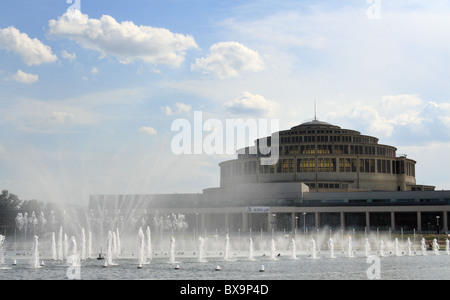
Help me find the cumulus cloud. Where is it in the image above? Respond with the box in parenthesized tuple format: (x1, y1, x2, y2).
(48, 11, 198, 66)
(326, 94, 450, 143)
(224, 91, 278, 117)
(191, 42, 264, 79)
(61, 50, 76, 62)
(0, 26, 57, 66)
(139, 126, 157, 136)
(11, 70, 39, 84)
(163, 102, 191, 116)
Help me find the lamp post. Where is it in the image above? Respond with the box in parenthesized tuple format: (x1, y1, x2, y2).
(436, 216, 440, 235)
(303, 212, 306, 235)
(271, 214, 276, 238)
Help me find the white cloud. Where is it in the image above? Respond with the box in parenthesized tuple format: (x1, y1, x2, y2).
(48, 11, 198, 67)
(139, 126, 157, 136)
(61, 50, 76, 62)
(0, 26, 57, 66)
(163, 102, 191, 116)
(11, 70, 39, 84)
(49, 111, 76, 123)
(0, 144, 6, 154)
(326, 94, 450, 141)
(191, 42, 264, 79)
(224, 91, 278, 117)
(91, 67, 99, 75)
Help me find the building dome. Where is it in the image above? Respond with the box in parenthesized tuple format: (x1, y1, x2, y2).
(219, 119, 418, 192)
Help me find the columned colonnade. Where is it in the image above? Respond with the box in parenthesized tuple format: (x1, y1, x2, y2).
(154, 205, 449, 234)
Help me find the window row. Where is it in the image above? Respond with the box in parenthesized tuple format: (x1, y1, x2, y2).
(279, 144, 395, 157)
(221, 158, 415, 177)
(279, 134, 377, 144)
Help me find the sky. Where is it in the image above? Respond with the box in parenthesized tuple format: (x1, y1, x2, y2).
(1, 0, 450, 205)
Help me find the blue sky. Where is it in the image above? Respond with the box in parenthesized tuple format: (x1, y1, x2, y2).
(1, 0, 450, 204)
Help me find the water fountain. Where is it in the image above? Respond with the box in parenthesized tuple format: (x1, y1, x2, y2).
(224, 234, 231, 261)
(290, 239, 297, 259)
(379, 240, 385, 257)
(406, 238, 413, 256)
(347, 237, 354, 258)
(31, 235, 40, 269)
(328, 238, 335, 258)
(138, 227, 146, 265)
(198, 237, 206, 262)
(70, 236, 78, 257)
(146, 226, 152, 261)
(394, 238, 401, 256)
(248, 238, 255, 261)
(4, 207, 449, 281)
(364, 238, 371, 257)
(420, 238, 427, 256)
(81, 228, 86, 261)
(57, 227, 63, 261)
(310, 239, 318, 259)
(169, 237, 176, 264)
(270, 239, 276, 260)
(0, 235, 5, 268)
(51, 232, 57, 260)
(432, 239, 439, 255)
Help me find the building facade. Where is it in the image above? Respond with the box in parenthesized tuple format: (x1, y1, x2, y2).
(90, 120, 449, 234)
(219, 119, 429, 192)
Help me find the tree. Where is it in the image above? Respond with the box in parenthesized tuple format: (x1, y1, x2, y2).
(0, 190, 22, 209)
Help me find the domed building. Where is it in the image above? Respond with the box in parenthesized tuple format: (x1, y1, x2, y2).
(219, 118, 425, 192)
(90, 118, 448, 235)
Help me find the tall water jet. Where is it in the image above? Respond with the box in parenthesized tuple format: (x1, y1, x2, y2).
(169, 237, 176, 263)
(198, 237, 206, 262)
(290, 239, 297, 259)
(64, 234, 69, 259)
(51, 232, 57, 260)
(0, 235, 5, 267)
(138, 227, 145, 265)
(146, 226, 152, 261)
(31, 235, 40, 269)
(394, 238, 401, 256)
(88, 230, 92, 259)
(406, 238, 413, 256)
(57, 227, 63, 261)
(248, 238, 255, 261)
(364, 238, 371, 257)
(116, 228, 121, 258)
(347, 237, 354, 258)
(421, 238, 427, 256)
(224, 234, 231, 261)
(80, 228, 86, 261)
(107, 231, 114, 266)
(310, 239, 317, 259)
(446, 238, 449, 255)
(328, 238, 335, 258)
(70, 236, 78, 257)
(379, 240, 385, 257)
(270, 239, 276, 260)
(432, 239, 439, 255)
(112, 231, 118, 259)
